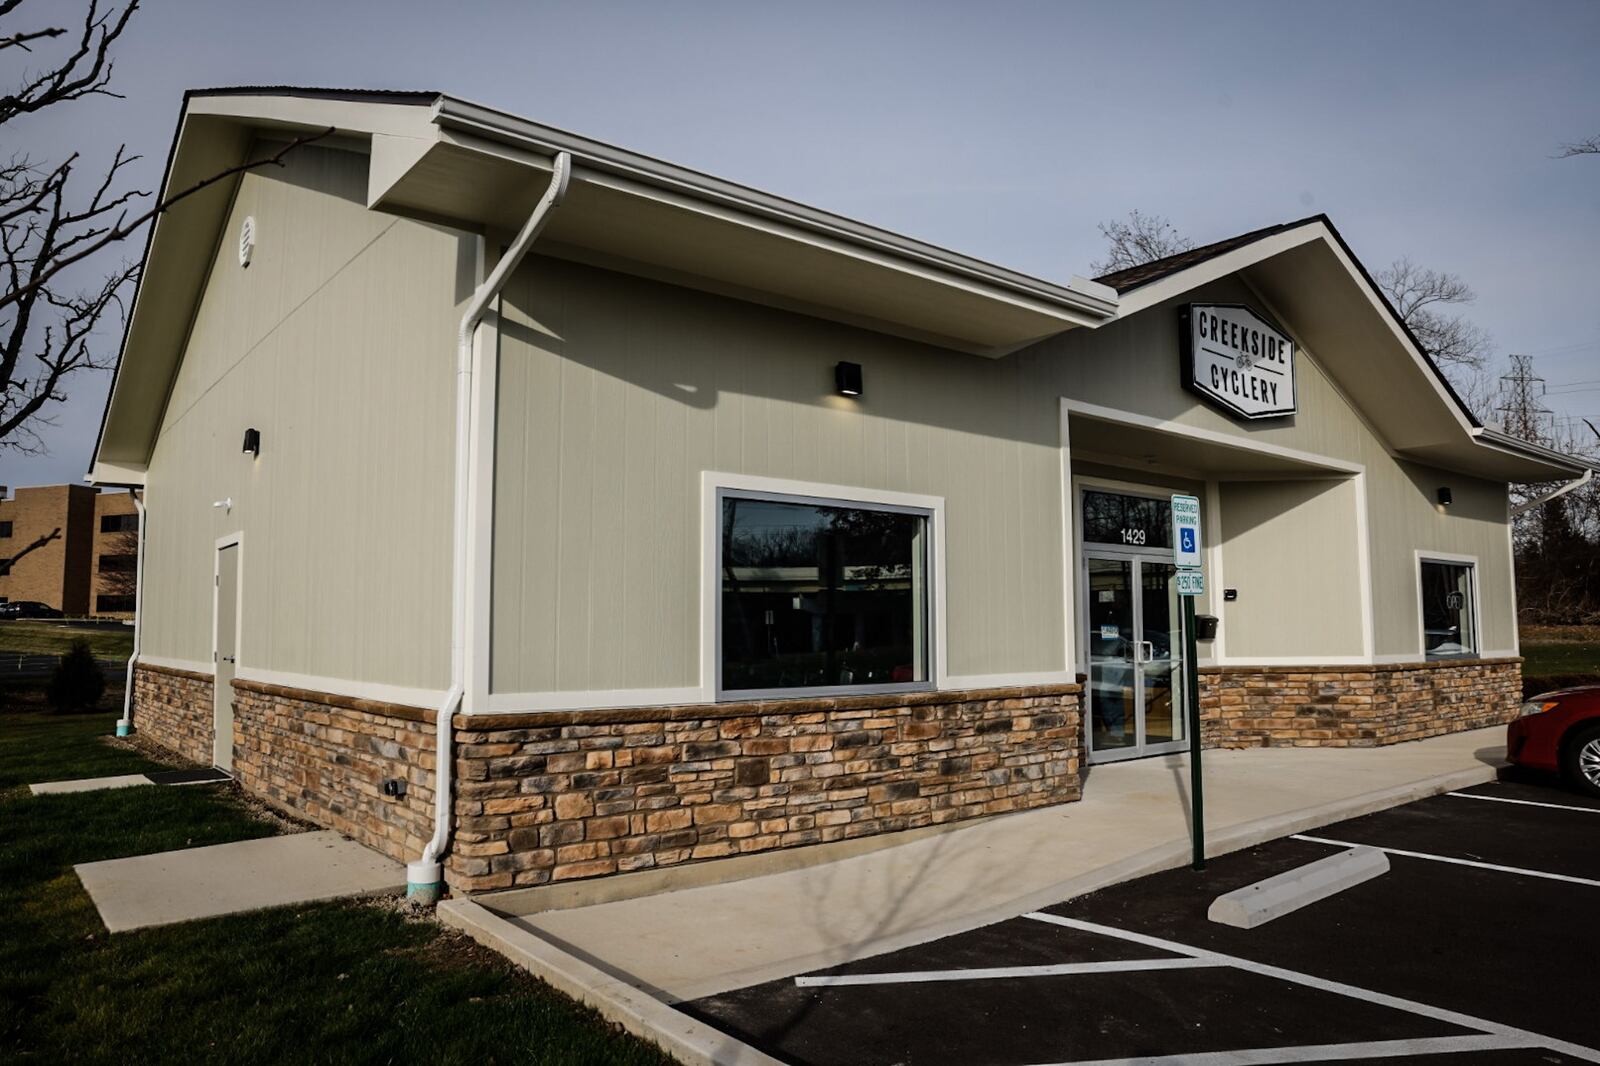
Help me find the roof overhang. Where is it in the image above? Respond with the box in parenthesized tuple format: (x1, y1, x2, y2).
(91, 88, 1119, 482)
(1113, 218, 1591, 485)
(372, 95, 1117, 353)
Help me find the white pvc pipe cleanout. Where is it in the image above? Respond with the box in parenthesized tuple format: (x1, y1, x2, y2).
(407, 151, 572, 902)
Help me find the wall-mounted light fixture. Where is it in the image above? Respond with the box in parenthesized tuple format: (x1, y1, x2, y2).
(835, 361, 863, 397)
(1436, 487, 1453, 508)
(242, 428, 261, 458)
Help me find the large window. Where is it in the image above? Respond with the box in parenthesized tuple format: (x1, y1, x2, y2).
(1420, 558, 1477, 659)
(719, 491, 931, 696)
(100, 513, 138, 533)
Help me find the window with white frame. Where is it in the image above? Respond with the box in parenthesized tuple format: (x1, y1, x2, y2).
(718, 490, 932, 696)
(1420, 559, 1477, 658)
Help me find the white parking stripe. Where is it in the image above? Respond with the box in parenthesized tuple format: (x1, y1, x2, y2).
(796, 957, 1217, 987)
(1290, 834, 1600, 889)
(1022, 1033, 1540, 1065)
(1024, 913, 1600, 1063)
(1448, 790, 1600, 814)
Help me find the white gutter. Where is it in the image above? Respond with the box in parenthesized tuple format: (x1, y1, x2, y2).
(115, 489, 146, 737)
(1511, 467, 1594, 518)
(406, 149, 572, 904)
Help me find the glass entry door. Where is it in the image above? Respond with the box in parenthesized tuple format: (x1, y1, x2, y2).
(1086, 553, 1187, 762)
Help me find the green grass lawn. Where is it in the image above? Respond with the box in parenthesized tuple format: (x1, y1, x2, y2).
(0, 620, 134, 658)
(0, 708, 673, 1065)
(1522, 640, 1600, 678)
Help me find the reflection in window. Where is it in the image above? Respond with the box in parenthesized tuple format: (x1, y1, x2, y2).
(720, 494, 929, 694)
(1081, 490, 1173, 549)
(1421, 560, 1476, 658)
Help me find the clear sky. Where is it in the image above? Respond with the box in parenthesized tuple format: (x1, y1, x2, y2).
(6, 0, 1598, 488)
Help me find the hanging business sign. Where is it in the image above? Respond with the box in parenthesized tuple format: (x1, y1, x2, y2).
(1181, 304, 1296, 420)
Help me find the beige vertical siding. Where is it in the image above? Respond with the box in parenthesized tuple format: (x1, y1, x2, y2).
(490, 256, 1065, 694)
(140, 142, 468, 692)
(1364, 461, 1516, 655)
(489, 257, 1517, 694)
(1216, 478, 1366, 658)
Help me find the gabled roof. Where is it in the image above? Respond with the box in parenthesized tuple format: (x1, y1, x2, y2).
(89, 87, 1122, 483)
(1092, 214, 1590, 483)
(88, 88, 1588, 487)
(1094, 216, 1324, 294)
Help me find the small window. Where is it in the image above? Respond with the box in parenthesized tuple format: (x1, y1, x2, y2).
(0, 560, 10, 576)
(100, 514, 138, 533)
(96, 594, 135, 613)
(98, 554, 137, 573)
(0, 521, 11, 537)
(719, 490, 932, 696)
(1421, 559, 1477, 658)
(1081, 490, 1172, 549)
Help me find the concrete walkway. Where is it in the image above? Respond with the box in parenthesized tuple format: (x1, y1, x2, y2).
(30, 767, 230, 795)
(489, 726, 1506, 1002)
(30, 773, 151, 795)
(76, 830, 406, 932)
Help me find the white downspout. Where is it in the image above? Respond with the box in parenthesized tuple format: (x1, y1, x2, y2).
(1510, 468, 1593, 518)
(115, 488, 146, 737)
(407, 150, 572, 904)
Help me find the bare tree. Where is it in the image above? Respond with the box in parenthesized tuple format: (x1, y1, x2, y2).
(1556, 135, 1600, 158)
(1090, 210, 1194, 275)
(0, 0, 330, 453)
(1374, 257, 1493, 373)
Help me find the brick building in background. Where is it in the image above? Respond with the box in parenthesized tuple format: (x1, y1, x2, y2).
(0, 485, 138, 618)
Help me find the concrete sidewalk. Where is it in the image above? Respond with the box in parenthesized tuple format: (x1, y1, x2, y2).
(484, 726, 1506, 1002)
(76, 830, 406, 932)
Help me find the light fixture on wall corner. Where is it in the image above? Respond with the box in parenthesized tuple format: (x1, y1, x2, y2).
(835, 361, 863, 398)
(242, 427, 261, 458)
(1436, 487, 1453, 508)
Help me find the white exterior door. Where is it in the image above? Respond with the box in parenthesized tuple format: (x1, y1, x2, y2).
(213, 542, 239, 772)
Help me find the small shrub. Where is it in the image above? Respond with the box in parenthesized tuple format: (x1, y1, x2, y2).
(47, 639, 105, 713)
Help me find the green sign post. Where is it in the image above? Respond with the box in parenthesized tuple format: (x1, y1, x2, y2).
(1172, 495, 1205, 871)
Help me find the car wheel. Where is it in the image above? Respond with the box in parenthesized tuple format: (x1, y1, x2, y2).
(1560, 723, 1600, 800)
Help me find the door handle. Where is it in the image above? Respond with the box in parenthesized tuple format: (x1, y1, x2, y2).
(221, 655, 235, 664)
(1136, 641, 1153, 664)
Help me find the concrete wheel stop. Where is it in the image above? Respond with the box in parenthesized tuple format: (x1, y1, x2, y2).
(1208, 846, 1390, 929)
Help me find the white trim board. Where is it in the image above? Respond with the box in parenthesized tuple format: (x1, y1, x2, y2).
(136, 655, 215, 676)
(232, 666, 447, 711)
(1063, 398, 1364, 476)
(700, 470, 950, 698)
(1414, 550, 1482, 661)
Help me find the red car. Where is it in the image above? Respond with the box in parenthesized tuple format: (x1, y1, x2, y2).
(1507, 686, 1600, 798)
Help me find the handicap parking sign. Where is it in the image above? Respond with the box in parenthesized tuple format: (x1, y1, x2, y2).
(1171, 494, 1201, 568)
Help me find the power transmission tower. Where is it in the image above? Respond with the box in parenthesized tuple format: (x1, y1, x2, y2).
(1496, 353, 1552, 444)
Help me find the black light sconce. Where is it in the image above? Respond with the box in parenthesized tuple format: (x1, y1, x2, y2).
(242, 427, 261, 458)
(834, 361, 863, 397)
(1436, 487, 1453, 508)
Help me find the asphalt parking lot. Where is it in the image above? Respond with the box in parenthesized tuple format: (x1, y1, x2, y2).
(685, 773, 1600, 1065)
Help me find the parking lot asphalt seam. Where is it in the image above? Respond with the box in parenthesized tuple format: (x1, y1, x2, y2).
(1020, 1032, 1546, 1066)
(1289, 833, 1600, 888)
(1023, 913, 1600, 1063)
(794, 957, 1218, 987)
(1446, 790, 1600, 814)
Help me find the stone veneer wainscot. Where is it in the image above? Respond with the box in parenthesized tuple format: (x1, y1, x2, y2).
(448, 684, 1084, 892)
(1199, 657, 1523, 748)
(131, 662, 214, 765)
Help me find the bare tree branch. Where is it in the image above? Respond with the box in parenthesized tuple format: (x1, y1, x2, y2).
(0, 128, 334, 313)
(1556, 135, 1600, 158)
(0, 0, 138, 126)
(1090, 210, 1193, 275)
(0, 25, 66, 51)
(1375, 256, 1493, 371)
